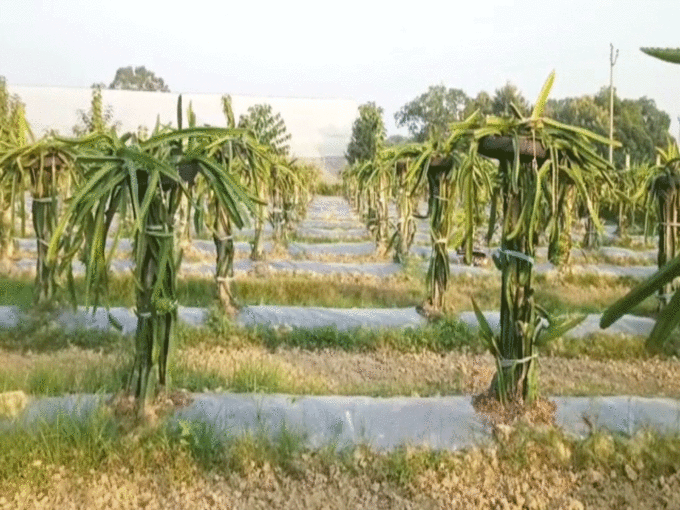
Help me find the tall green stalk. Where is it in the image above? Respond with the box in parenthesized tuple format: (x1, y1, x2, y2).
(214, 207, 237, 315)
(393, 161, 417, 263)
(492, 158, 542, 403)
(129, 186, 181, 398)
(425, 159, 456, 311)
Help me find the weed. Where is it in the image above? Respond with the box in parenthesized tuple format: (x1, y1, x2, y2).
(0, 406, 120, 482)
(544, 333, 649, 360)
(0, 355, 130, 395)
(259, 318, 483, 355)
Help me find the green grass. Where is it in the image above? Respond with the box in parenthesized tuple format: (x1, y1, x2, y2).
(170, 361, 327, 395)
(544, 333, 651, 361)
(257, 318, 483, 354)
(17, 364, 128, 396)
(234, 275, 421, 308)
(0, 311, 127, 353)
(0, 408, 123, 483)
(312, 182, 344, 196)
(0, 273, 422, 310)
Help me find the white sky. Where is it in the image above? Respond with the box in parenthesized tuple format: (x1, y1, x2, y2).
(2, 0, 680, 137)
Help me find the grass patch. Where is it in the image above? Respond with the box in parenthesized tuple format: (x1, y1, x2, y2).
(312, 182, 344, 196)
(170, 361, 328, 395)
(257, 318, 483, 354)
(0, 353, 130, 396)
(170, 420, 307, 475)
(0, 273, 423, 309)
(0, 314, 127, 354)
(544, 333, 650, 361)
(0, 408, 122, 483)
(0, 267, 655, 317)
(234, 274, 421, 308)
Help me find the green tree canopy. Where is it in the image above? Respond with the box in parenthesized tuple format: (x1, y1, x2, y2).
(491, 81, 530, 117)
(546, 95, 608, 136)
(394, 85, 470, 142)
(545, 89, 670, 167)
(109, 66, 170, 92)
(237, 104, 291, 156)
(594, 88, 670, 166)
(346, 102, 386, 165)
(463, 91, 494, 117)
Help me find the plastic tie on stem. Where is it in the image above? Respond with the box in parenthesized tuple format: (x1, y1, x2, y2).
(32, 197, 57, 203)
(657, 292, 676, 302)
(498, 248, 534, 266)
(145, 224, 174, 238)
(499, 353, 537, 369)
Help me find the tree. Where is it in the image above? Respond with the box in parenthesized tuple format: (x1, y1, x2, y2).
(593, 88, 670, 167)
(0, 136, 80, 303)
(49, 114, 263, 412)
(345, 103, 391, 256)
(546, 96, 608, 136)
(471, 72, 616, 405)
(346, 102, 386, 165)
(109, 66, 170, 92)
(463, 91, 493, 118)
(73, 86, 120, 136)
(492, 82, 530, 117)
(238, 103, 292, 259)
(395, 85, 470, 142)
(0, 78, 33, 258)
(238, 104, 291, 156)
(385, 134, 411, 147)
(392, 72, 616, 405)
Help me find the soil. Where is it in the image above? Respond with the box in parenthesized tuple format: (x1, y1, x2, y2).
(2, 434, 679, 509)
(472, 391, 558, 428)
(4, 346, 680, 399)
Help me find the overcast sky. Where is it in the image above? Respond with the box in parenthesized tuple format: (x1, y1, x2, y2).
(2, 0, 679, 136)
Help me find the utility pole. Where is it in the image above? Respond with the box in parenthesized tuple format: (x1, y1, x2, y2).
(609, 43, 619, 165)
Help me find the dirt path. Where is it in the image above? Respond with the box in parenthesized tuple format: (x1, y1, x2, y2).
(4, 346, 680, 398)
(179, 345, 680, 398)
